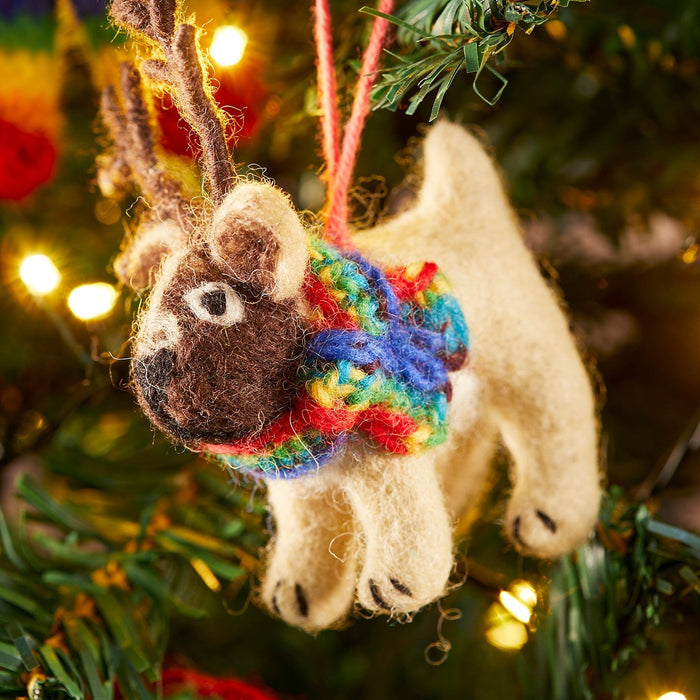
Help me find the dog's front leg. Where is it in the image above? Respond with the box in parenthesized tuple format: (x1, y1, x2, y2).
(261, 473, 358, 631)
(338, 450, 453, 616)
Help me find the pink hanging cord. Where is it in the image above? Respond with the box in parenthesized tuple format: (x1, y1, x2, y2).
(314, 0, 395, 250)
(313, 0, 340, 181)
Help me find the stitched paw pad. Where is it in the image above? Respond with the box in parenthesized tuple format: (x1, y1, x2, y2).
(262, 575, 354, 631)
(357, 574, 445, 615)
(263, 579, 313, 626)
(506, 504, 596, 559)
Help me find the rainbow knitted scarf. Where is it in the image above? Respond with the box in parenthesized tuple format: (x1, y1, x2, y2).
(209, 237, 469, 478)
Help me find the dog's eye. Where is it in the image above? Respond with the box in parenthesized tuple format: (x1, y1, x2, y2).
(184, 282, 244, 326)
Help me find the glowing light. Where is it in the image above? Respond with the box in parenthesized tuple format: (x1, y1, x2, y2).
(657, 693, 687, 700)
(486, 580, 537, 652)
(485, 619, 528, 651)
(210, 25, 248, 67)
(19, 254, 61, 295)
(545, 20, 567, 41)
(499, 580, 537, 624)
(67, 283, 118, 321)
(485, 599, 530, 652)
(510, 580, 538, 611)
(499, 590, 532, 624)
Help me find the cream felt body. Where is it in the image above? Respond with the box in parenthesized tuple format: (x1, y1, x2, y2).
(354, 122, 601, 557)
(259, 122, 601, 631)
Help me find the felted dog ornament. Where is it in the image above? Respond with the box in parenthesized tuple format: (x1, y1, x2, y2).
(102, 0, 602, 631)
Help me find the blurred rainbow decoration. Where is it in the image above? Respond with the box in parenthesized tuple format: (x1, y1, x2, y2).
(0, 0, 109, 202)
(0, 0, 264, 203)
(0, 1, 61, 201)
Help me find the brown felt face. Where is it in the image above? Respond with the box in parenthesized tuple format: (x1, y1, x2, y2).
(131, 244, 305, 445)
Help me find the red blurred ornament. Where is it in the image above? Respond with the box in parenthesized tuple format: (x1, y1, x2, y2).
(0, 118, 57, 201)
(160, 667, 278, 700)
(157, 63, 267, 158)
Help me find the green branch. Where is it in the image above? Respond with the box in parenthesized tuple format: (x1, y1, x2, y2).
(0, 465, 263, 699)
(363, 0, 589, 118)
(521, 487, 700, 698)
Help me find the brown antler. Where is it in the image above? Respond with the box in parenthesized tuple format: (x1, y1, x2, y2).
(111, 0, 236, 205)
(97, 84, 132, 198)
(100, 62, 189, 227)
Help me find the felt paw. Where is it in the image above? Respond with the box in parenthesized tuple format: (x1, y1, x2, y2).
(357, 572, 446, 615)
(262, 479, 359, 631)
(261, 572, 355, 631)
(265, 580, 310, 623)
(343, 458, 455, 617)
(505, 500, 598, 559)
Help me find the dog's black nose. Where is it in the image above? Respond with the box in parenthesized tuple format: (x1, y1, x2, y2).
(133, 347, 175, 413)
(146, 347, 175, 387)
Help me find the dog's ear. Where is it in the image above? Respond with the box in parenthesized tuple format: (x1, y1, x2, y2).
(113, 220, 187, 291)
(207, 182, 308, 300)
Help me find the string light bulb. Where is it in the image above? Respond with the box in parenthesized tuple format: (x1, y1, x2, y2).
(67, 283, 118, 321)
(19, 254, 61, 295)
(657, 693, 687, 700)
(681, 243, 698, 264)
(209, 25, 248, 67)
(485, 580, 537, 652)
(499, 579, 537, 624)
(485, 618, 528, 651)
(499, 590, 533, 624)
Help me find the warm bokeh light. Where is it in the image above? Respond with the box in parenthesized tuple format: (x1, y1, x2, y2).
(510, 580, 538, 610)
(209, 25, 248, 67)
(67, 282, 118, 321)
(485, 619, 528, 651)
(657, 693, 687, 700)
(499, 590, 533, 624)
(19, 254, 61, 295)
(486, 580, 538, 652)
(485, 600, 530, 652)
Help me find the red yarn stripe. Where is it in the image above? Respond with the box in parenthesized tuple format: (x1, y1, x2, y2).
(358, 407, 415, 453)
(302, 274, 359, 330)
(386, 262, 440, 301)
(202, 410, 300, 455)
(299, 393, 357, 433)
(202, 394, 356, 456)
